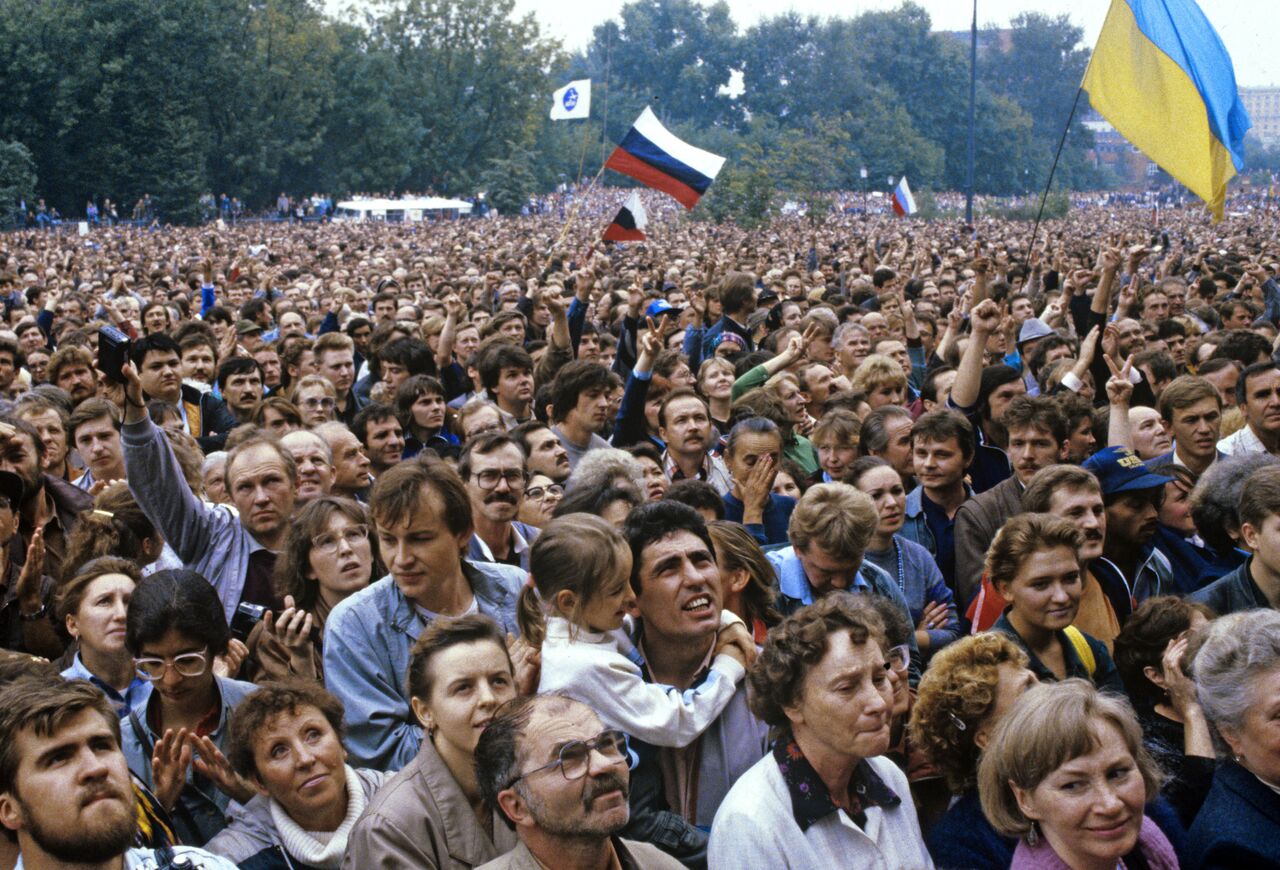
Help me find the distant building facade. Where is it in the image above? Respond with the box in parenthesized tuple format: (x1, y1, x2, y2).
(1241, 87, 1280, 146)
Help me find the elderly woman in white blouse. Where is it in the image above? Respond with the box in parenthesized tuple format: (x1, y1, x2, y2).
(708, 593, 932, 869)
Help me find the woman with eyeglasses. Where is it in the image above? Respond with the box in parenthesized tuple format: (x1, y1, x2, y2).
(518, 474, 563, 528)
(120, 569, 258, 847)
(244, 496, 381, 684)
(57, 556, 152, 717)
(345, 614, 526, 868)
(291, 375, 338, 427)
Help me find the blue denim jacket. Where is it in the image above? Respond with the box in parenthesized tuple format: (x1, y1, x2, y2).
(766, 548, 921, 682)
(120, 676, 258, 847)
(900, 485, 936, 554)
(323, 561, 524, 771)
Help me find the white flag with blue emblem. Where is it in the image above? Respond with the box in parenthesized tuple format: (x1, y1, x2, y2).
(550, 79, 591, 121)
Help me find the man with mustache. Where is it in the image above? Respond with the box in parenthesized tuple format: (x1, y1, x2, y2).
(463, 433, 538, 572)
(475, 694, 683, 870)
(657, 389, 731, 496)
(0, 679, 237, 870)
(1086, 447, 1176, 607)
(512, 421, 571, 484)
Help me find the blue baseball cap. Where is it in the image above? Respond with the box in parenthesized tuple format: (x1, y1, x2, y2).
(1081, 446, 1173, 496)
(645, 299, 681, 320)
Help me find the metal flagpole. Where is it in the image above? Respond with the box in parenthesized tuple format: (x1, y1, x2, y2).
(965, 0, 977, 226)
(1028, 86, 1085, 256)
(600, 30, 612, 168)
(545, 162, 609, 273)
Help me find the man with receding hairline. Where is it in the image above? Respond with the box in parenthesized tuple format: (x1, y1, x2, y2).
(120, 361, 294, 624)
(474, 694, 683, 870)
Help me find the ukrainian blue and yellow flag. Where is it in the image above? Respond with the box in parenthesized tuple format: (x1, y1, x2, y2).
(1083, 0, 1252, 220)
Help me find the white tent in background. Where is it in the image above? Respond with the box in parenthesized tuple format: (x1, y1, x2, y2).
(333, 196, 473, 222)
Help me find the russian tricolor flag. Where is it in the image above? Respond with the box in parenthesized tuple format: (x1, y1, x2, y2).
(603, 192, 648, 242)
(605, 108, 726, 210)
(892, 177, 917, 217)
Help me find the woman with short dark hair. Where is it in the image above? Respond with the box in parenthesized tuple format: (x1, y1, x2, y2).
(120, 569, 258, 847)
(205, 681, 388, 869)
(58, 556, 150, 717)
(1113, 595, 1216, 825)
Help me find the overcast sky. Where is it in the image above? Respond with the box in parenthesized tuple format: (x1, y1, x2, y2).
(501, 0, 1277, 87)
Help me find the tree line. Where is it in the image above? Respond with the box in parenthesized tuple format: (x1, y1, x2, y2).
(0, 0, 1102, 224)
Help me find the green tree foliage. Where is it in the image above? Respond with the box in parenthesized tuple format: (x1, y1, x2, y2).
(0, 0, 1101, 223)
(982, 13, 1098, 190)
(371, 0, 563, 193)
(694, 143, 775, 229)
(0, 140, 36, 228)
(0, 0, 560, 220)
(580, 0, 1091, 200)
(480, 143, 539, 215)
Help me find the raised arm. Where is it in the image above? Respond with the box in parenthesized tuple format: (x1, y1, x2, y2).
(1092, 247, 1122, 317)
(949, 298, 1000, 411)
(1105, 353, 1135, 450)
(118, 363, 224, 571)
(435, 294, 463, 372)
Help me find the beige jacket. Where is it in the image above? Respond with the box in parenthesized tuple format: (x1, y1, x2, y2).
(343, 737, 517, 869)
(476, 838, 685, 870)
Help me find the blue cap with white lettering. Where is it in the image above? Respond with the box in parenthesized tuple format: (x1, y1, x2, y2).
(1081, 446, 1173, 496)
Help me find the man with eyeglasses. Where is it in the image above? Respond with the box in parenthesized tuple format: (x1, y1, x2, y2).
(474, 695, 683, 870)
(462, 433, 539, 571)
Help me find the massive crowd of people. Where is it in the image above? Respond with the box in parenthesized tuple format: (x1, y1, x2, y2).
(0, 189, 1278, 869)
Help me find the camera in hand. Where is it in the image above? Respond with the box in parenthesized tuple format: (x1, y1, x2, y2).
(98, 325, 131, 384)
(230, 602, 267, 643)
